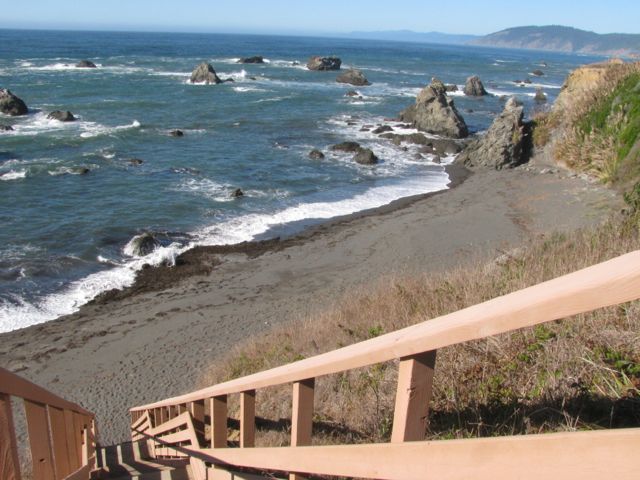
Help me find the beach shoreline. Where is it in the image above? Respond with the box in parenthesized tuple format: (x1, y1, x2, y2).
(0, 163, 623, 444)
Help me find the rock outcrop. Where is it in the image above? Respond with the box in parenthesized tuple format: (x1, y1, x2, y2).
(231, 188, 244, 198)
(128, 233, 160, 257)
(309, 149, 325, 159)
(399, 80, 468, 138)
(353, 148, 378, 165)
(76, 60, 97, 68)
(169, 129, 184, 137)
(463, 75, 487, 96)
(534, 88, 547, 103)
(190, 62, 222, 84)
(237, 56, 265, 64)
(532, 69, 545, 77)
(330, 141, 361, 153)
(0, 125, 14, 131)
(307, 56, 342, 71)
(0, 89, 28, 116)
(336, 69, 371, 86)
(47, 110, 76, 122)
(456, 97, 528, 169)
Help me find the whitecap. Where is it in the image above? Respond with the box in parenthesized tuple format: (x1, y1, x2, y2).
(0, 170, 27, 181)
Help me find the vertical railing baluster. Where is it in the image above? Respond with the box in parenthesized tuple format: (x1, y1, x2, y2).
(210, 395, 228, 449)
(391, 350, 437, 443)
(24, 400, 55, 480)
(290, 379, 315, 480)
(240, 390, 256, 448)
(0, 393, 22, 480)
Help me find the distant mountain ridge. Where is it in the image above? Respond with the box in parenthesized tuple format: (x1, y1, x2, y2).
(471, 25, 640, 56)
(346, 30, 477, 45)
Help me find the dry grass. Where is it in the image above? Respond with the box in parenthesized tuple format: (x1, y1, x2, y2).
(200, 216, 640, 447)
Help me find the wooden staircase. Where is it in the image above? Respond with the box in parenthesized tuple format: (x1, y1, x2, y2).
(97, 442, 190, 480)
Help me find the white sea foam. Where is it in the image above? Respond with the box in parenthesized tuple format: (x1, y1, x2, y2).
(79, 120, 141, 138)
(175, 178, 237, 202)
(232, 85, 267, 93)
(0, 170, 27, 181)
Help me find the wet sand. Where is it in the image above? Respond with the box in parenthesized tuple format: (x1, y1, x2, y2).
(0, 163, 623, 444)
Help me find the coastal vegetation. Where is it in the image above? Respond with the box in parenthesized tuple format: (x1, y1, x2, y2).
(200, 61, 640, 447)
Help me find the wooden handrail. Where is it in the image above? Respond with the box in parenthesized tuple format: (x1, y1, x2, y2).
(0, 368, 94, 417)
(131, 250, 640, 411)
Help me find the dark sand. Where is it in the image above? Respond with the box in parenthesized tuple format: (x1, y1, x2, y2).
(0, 163, 623, 444)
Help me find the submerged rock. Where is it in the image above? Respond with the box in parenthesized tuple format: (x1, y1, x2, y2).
(353, 147, 378, 165)
(127, 233, 161, 257)
(129, 158, 144, 166)
(307, 56, 342, 71)
(237, 56, 265, 64)
(463, 75, 487, 96)
(47, 110, 76, 122)
(336, 69, 371, 86)
(72, 167, 90, 175)
(0, 89, 28, 116)
(76, 60, 97, 68)
(231, 188, 244, 198)
(345, 90, 362, 98)
(169, 129, 184, 137)
(330, 141, 361, 153)
(373, 125, 393, 134)
(309, 149, 325, 159)
(456, 97, 528, 169)
(532, 69, 545, 77)
(0, 125, 14, 131)
(190, 62, 222, 84)
(399, 79, 468, 138)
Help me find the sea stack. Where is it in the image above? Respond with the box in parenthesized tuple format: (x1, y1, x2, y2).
(399, 78, 468, 138)
(336, 69, 371, 86)
(464, 75, 487, 96)
(190, 62, 222, 84)
(0, 89, 28, 116)
(307, 56, 342, 71)
(456, 97, 528, 169)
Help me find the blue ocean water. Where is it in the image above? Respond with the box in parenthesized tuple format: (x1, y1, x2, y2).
(0, 30, 602, 332)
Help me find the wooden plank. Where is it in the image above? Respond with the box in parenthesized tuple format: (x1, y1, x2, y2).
(240, 391, 255, 448)
(132, 251, 640, 411)
(0, 394, 21, 480)
(391, 351, 437, 443)
(24, 400, 55, 480)
(290, 379, 314, 480)
(63, 410, 80, 472)
(49, 406, 72, 478)
(0, 368, 93, 417)
(210, 396, 228, 449)
(72, 413, 84, 470)
(189, 400, 205, 424)
(200, 428, 640, 480)
(62, 463, 91, 480)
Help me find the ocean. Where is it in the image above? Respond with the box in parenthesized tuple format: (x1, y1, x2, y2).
(0, 29, 602, 332)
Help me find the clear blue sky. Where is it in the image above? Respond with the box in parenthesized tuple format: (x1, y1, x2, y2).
(1, 0, 638, 36)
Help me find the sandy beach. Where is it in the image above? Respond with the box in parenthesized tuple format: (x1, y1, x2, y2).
(0, 162, 623, 444)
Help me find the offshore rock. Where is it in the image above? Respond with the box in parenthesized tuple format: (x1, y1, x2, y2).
(353, 148, 378, 165)
(128, 233, 161, 257)
(336, 69, 371, 86)
(0, 89, 28, 116)
(307, 56, 342, 71)
(330, 141, 361, 153)
(463, 75, 487, 96)
(76, 60, 97, 68)
(308, 149, 325, 159)
(47, 110, 76, 122)
(399, 79, 468, 138)
(237, 56, 265, 64)
(456, 97, 528, 169)
(190, 62, 222, 84)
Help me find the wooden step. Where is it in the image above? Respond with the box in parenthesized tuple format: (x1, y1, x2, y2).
(97, 441, 190, 480)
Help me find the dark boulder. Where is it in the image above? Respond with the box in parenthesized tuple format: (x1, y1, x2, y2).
(456, 97, 528, 170)
(445, 84, 459, 92)
(0, 89, 28, 116)
(463, 75, 487, 96)
(0, 125, 13, 131)
(169, 129, 184, 137)
(190, 62, 222, 84)
(345, 90, 361, 97)
(47, 110, 76, 122)
(336, 69, 371, 86)
(353, 148, 378, 165)
(129, 158, 144, 166)
(76, 60, 97, 68)
(431, 138, 463, 156)
(128, 233, 160, 257)
(309, 149, 325, 160)
(399, 79, 468, 138)
(231, 188, 244, 198)
(307, 56, 342, 71)
(532, 69, 544, 77)
(523, 78, 532, 84)
(237, 56, 265, 64)
(373, 125, 393, 134)
(330, 141, 361, 153)
(71, 167, 90, 175)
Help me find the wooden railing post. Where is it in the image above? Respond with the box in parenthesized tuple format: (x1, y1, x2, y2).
(48, 406, 71, 478)
(391, 350, 437, 443)
(240, 390, 256, 448)
(0, 393, 22, 480)
(210, 396, 228, 449)
(24, 400, 55, 480)
(290, 379, 315, 480)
